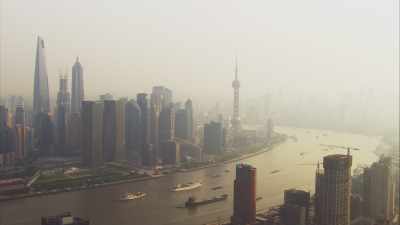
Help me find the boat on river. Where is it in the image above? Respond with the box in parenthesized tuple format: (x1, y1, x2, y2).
(119, 192, 146, 201)
(185, 194, 228, 208)
(172, 182, 202, 192)
(270, 170, 280, 174)
(211, 186, 223, 190)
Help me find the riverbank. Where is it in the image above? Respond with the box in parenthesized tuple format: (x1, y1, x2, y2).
(0, 126, 382, 225)
(0, 134, 287, 202)
(180, 134, 287, 173)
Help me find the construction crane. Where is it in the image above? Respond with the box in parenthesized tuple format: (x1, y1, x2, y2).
(320, 144, 360, 155)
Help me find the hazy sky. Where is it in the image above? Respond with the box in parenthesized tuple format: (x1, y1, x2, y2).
(0, 0, 398, 104)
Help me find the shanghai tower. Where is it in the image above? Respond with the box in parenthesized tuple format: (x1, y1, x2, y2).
(33, 36, 50, 115)
(71, 57, 84, 114)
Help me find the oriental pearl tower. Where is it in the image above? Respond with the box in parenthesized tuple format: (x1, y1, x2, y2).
(231, 58, 241, 137)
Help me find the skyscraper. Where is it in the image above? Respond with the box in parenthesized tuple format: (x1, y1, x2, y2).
(231, 164, 256, 225)
(231, 58, 241, 137)
(55, 75, 70, 154)
(33, 36, 50, 116)
(66, 112, 81, 153)
(125, 100, 142, 159)
(175, 100, 194, 141)
(203, 121, 224, 154)
(363, 157, 395, 221)
(150, 86, 175, 162)
(315, 154, 352, 225)
(35, 113, 55, 155)
(0, 106, 8, 128)
(102, 100, 117, 162)
(159, 104, 175, 142)
(81, 101, 104, 167)
(56, 75, 71, 113)
(150, 92, 161, 162)
(115, 98, 127, 161)
(137, 93, 152, 166)
(14, 104, 25, 126)
(161, 140, 180, 165)
(0, 106, 16, 166)
(175, 108, 188, 140)
(14, 124, 26, 160)
(71, 57, 84, 114)
(152, 86, 173, 108)
(282, 189, 311, 225)
(184, 99, 194, 141)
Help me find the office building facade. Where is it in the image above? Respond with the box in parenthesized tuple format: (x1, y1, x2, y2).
(71, 57, 84, 114)
(231, 164, 256, 225)
(363, 157, 395, 221)
(81, 101, 104, 167)
(315, 154, 352, 225)
(204, 121, 224, 154)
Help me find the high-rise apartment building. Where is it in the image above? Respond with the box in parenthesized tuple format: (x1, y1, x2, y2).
(315, 154, 352, 225)
(231, 164, 256, 225)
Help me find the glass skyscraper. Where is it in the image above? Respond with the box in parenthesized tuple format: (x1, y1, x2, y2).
(33, 36, 50, 115)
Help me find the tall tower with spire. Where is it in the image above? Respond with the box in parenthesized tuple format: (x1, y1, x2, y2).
(33, 36, 50, 116)
(71, 57, 84, 114)
(231, 58, 241, 136)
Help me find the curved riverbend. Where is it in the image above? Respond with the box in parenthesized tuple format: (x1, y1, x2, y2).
(0, 127, 380, 225)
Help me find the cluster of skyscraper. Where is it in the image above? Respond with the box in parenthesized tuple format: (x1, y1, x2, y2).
(80, 87, 196, 167)
(228, 153, 396, 225)
(2, 36, 256, 168)
(31, 36, 85, 157)
(0, 37, 83, 166)
(28, 36, 198, 168)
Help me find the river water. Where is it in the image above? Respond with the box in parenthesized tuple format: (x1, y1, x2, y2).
(0, 127, 380, 225)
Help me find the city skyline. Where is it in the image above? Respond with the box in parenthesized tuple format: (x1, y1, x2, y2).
(0, 1, 398, 225)
(0, 0, 398, 104)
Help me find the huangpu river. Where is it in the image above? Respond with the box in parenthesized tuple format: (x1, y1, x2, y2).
(0, 126, 380, 225)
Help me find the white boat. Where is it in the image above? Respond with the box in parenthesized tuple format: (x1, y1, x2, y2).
(120, 192, 146, 201)
(171, 182, 202, 192)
